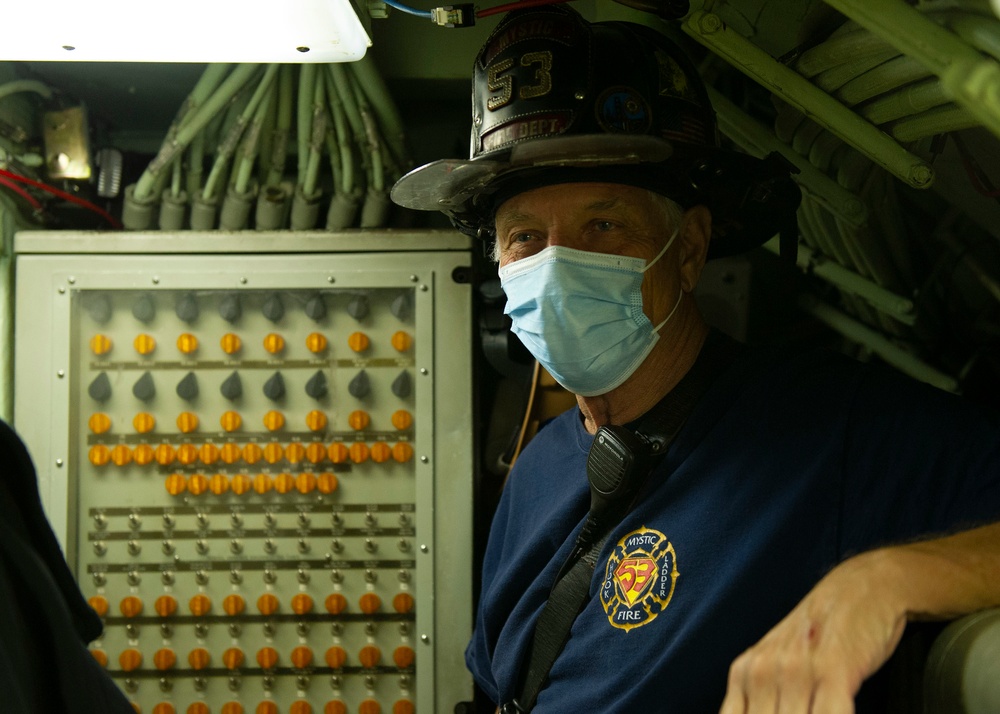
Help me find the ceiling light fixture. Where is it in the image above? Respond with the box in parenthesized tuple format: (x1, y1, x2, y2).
(1, 0, 370, 63)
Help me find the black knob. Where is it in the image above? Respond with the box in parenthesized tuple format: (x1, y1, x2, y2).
(263, 372, 286, 401)
(176, 372, 199, 401)
(391, 370, 412, 398)
(348, 370, 370, 399)
(262, 292, 284, 323)
(219, 294, 242, 324)
(305, 370, 328, 399)
(347, 294, 369, 320)
(305, 294, 327, 321)
(220, 371, 243, 401)
(132, 294, 156, 323)
(175, 293, 199, 323)
(133, 371, 156, 401)
(88, 372, 112, 401)
(87, 295, 112, 324)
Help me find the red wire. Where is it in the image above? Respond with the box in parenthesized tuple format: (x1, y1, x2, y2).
(0, 167, 122, 229)
(477, 0, 575, 18)
(0, 175, 44, 213)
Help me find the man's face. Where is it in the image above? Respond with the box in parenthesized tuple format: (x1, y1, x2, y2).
(494, 182, 682, 325)
(494, 182, 668, 267)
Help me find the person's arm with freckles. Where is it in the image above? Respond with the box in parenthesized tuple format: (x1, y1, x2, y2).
(719, 521, 1000, 714)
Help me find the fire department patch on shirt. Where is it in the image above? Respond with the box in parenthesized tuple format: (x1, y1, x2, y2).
(600, 527, 678, 632)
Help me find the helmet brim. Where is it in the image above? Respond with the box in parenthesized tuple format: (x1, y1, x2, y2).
(390, 134, 674, 213)
(391, 133, 801, 260)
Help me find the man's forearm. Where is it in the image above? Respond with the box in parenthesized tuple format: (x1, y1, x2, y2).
(881, 520, 1000, 620)
(719, 519, 1000, 713)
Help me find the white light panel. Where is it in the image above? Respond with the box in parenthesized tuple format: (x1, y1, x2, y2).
(2, 0, 370, 63)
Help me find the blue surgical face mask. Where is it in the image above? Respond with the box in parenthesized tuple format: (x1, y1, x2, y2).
(498, 228, 682, 397)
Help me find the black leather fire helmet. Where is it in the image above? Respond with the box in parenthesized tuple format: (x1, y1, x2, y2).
(390, 4, 801, 259)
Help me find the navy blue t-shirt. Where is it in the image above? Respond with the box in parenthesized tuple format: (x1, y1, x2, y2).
(467, 346, 1000, 712)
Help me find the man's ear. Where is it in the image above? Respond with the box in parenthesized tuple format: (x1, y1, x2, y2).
(678, 205, 712, 293)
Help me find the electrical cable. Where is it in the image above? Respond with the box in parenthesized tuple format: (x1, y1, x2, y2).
(477, 0, 574, 18)
(0, 176, 43, 212)
(890, 104, 978, 142)
(302, 69, 328, 199)
(349, 55, 409, 173)
(329, 63, 369, 194)
(132, 63, 260, 202)
(169, 155, 182, 198)
(325, 67, 355, 197)
(297, 64, 318, 187)
(165, 64, 231, 142)
(202, 63, 279, 201)
(161, 65, 231, 202)
(0, 80, 53, 103)
(186, 133, 206, 199)
(0, 168, 121, 228)
(233, 76, 278, 196)
(384, 0, 433, 18)
(348, 71, 385, 193)
(265, 65, 295, 189)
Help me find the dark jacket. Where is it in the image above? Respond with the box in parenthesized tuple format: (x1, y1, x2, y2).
(0, 419, 133, 713)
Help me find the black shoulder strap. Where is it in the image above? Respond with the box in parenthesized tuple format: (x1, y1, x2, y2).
(504, 331, 742, 714)
(631, 329, 743, 454)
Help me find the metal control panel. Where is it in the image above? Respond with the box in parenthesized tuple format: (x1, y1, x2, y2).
(13, 231, 474, 714)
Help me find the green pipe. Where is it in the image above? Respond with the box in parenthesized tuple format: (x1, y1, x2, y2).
(348, 70, 385, 192)
(860, 78, 950, 125)
(296, 64, 317, 187)
(797, 293, 956, 391)
(348, 55, 409, 169)
(706, 86, 868, 227)
(319, 69, 342, 193)
(808, 131, 844, 173)
(173, 64, 231, 133)
(134, 63, 259, 202)
(949, 16, 1000, 63)
(186, 133, 206, 198)
(330, 64, 372, 194)
(836, 55, 928, 107)
(254, 78, 278, 185)
(823, 0, 985, 74)
(202, 64, 279, 200)
(265, 65, 294, 189)
(329, 64, 366, 142)
(324, 127, 342, 195)
(682, 10, 934, 188)
(812, 46, 900, 94)
(822, 0, 1000, 141)
(326, 66, 355, 196)
(791, 118, 824, 157)
(170, 156, 182, 198)
(891, 104, 979, 142)
(302, 69, 327, 199)
(796, 31, 894, 79)
(234, 77, 278, 195)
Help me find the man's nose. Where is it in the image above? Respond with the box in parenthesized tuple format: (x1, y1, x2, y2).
(545, 229, 580, 250)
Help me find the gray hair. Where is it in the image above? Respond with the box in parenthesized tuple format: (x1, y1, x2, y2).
(490, 189, 684, 263)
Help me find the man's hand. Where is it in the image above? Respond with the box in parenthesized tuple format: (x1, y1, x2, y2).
(719, 522, 1000, 713)
(719, 550, 906, 713)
